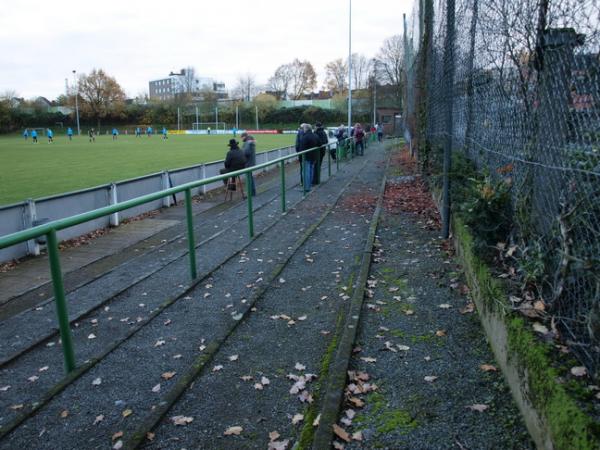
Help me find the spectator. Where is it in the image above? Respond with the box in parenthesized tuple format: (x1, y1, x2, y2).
(221, 139, 247, 189)
(299, 124, 321, 193)
(314, 122, 328, 184)
(241, 132, 256, 196)
(377, 123, 384, 142)
(295, 123, 306, 186)
(354, 123, 365, 156)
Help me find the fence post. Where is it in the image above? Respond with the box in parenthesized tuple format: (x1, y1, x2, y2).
(441, 0, 456, 239)
(464, 0, 479, 156)
(47, 229, 76, 373)
(24, 199, 40, 256)
(280, 161, 286, 213)
(109, 183, 119, 226)
(327, 144, 332, 178)
(201, 164, 207, 195)
(246, 173, 254, 237)
(161, 170, 172, 207)
(184, 189, 197, 279)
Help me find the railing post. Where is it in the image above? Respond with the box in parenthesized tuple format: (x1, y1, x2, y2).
(246, 172, 254, 237)
(327, 144, 332, 178)
(280, 160, 286, 213)
(184, 189, 197, 279)
(109, 183, 119, 226)
(336, 144, 340, 171)
(47, 229, 76, 374)
(201, 164, 207, 195)
(161, 170, 172, 208)
(24, 199, 40, 256)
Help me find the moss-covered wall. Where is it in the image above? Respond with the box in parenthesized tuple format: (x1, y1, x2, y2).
(452, 216, 600, 450)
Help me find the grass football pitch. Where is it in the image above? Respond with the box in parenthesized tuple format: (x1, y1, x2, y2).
(0, 133, 295, 205)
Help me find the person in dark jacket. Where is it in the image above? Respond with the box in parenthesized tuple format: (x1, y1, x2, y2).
(295, 124, 306, 186)
(314, 122, 328, 185)
(241, 132, 256, 196)
(222, 139, 247, 187)
(354, 123, 365, 156)
(299, 124, 321, 193)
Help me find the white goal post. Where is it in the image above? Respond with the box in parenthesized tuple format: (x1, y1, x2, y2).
(192, 122, 227, 131)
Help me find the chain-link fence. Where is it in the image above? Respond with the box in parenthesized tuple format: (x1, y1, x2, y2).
(404, 0, 600, 376)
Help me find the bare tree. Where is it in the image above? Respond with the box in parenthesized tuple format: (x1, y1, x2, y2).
(375, 35, 404, 103)
(348, 53, 371, 89)
(178, 67, 198, 95)
(78, 68, 126, 128)
(267, 65, 293, 99)
(233, 73, 258, 101)
(324, 58, 348, 93)
(288, 59, 317, 99)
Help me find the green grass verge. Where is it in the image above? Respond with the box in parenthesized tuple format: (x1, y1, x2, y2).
(0, 134, 294, 205)
(453, 216, 600, 450)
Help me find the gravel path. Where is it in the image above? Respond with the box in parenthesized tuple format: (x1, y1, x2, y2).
(0, 145, 385, 449)
(333, 151, 534, 450)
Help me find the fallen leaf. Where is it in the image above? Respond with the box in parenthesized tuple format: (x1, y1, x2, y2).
(348, 397, 364, 408)
(533, 323, 549, 334)
(113, 441, 123, 450)
(171, 415, 194, 426)
(438, 304, 451, 309)
(467, 404, 489, 412)
(480, 364, 497, 372)
(9, 404, 23, 410)
(269, 431, 280, 441)
(254, 383, 264, 390)
(146, 432, 155, 441)
(93, 414, 104, 425)
(28, 375, 39, 382)
(571, 366, 587, 377)
(279, 278, 286, 283)
(154, 340, 166, 347)
(213, 365, 224, 372)
(164, 319, 172, 326)
(152, 384, 161, 393)
(333, 424, 351, 442)
(261, 376, 270, 385)
(122, 409, 133, 418)
(313, 413, 321, 427)
(240, 375, 253, 381)
(298, 315, 307, 321)
(161, 371, 176, 380)
(333, 442, 345, 450)
(435, 330, 447, 337)
(173, 354, 182, 359)
(228, 354, 239, 362)
(352, 431, 363, 441)
(0, 385, 10, 392)
(404, 309, 415, 315)
(397, 345, 410, 351)
(92, 377, 102, 386)
(460, 303, 475, 314)
(112, 432, 124, 442)
(294, 363, 306, 371)
(232, 313, 243, 321)
(268, 440, 290, 450)
(38, 366, 49, 372)
(360, 357, 377, 363)
(88, 333, 97, 339)
(224, 426, 243, 435)
(345, 409, 356, 419)
(292, 413, 304, 425)
(60, 410, 69, 418)
(424, 376, 438, 382)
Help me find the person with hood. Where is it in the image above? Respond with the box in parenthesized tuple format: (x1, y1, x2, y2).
(241, 132, 256, 196)
(299, 124, 321, 193)
(222, 139, 247, 188)
(354, 123, 365, 156)
(314, 122, 328, 185)
(376, 123, 384, 142)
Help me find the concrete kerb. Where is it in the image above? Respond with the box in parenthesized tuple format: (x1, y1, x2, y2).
(123, 160, 371, 450)
(0, 158, 367, 442)
(310, 163, 389, 449)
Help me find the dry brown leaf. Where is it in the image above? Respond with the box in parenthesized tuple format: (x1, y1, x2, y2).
(240, 375, 253, 381)
(424, 375, 438, 382)
(438, 303, 452, 309)
(161, 371, 176, 380)
(352, 431, 363, 441)
(261, 376, 270, 385)
(348, 397, 364, 408)
(212, 365, 224, 372)
(435, 330, 447, 337)
(254, 383, 264, 390)
(460, 303, 475, 314)
(112, 431, 124, 441)
(228, 354, 239, 362)
(294, 362, 306, 371)
(360, 357, 377, 363)
(146, 432, 155, 441)
(269, 431, 280, 441)
(9, 404, 23, 410)
(532, 323, 549, 334)
(480, 364, 497, 372)
(60, 410, 69, 418)
(333, 442, 345, 450)
(268, 440, 290, 450)
(292, 413, 304, 425)
(152, 384, 161, 393)
(122, 409, 133, 418)
(92, 377, 102, 386)
(332, 424, 351, 442)
(313, 413, 321, 427)
(224, 426, 243, 435)
(171, 415, 194, 426)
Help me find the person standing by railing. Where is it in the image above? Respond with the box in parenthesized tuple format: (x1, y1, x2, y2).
(295, 123, 306, 187)
(314, 122, 328, 185)
(241, 132, 257, 196)
(354, 123, 365, 156)
(299, 124, 320, 193)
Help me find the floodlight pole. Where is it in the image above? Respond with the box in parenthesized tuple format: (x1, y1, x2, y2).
(347, 0, 352, 132)
(195, 107, 199, 129)
(255, 105, 259, 130)
(372, 59, 377, 126)
(72, 70, 81, 136)
(235, 105, 239, 129)
(215, 106, 219, 125)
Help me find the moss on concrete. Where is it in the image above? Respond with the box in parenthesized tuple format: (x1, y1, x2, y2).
(452, 216, 600, 450)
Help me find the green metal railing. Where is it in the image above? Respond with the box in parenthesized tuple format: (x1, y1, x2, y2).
(0, 137, 370, 374)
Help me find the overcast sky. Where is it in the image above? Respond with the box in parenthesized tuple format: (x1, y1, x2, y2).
(0, 0, 413, 100)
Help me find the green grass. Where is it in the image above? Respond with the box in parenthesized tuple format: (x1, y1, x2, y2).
(0, 133, 294, 205)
